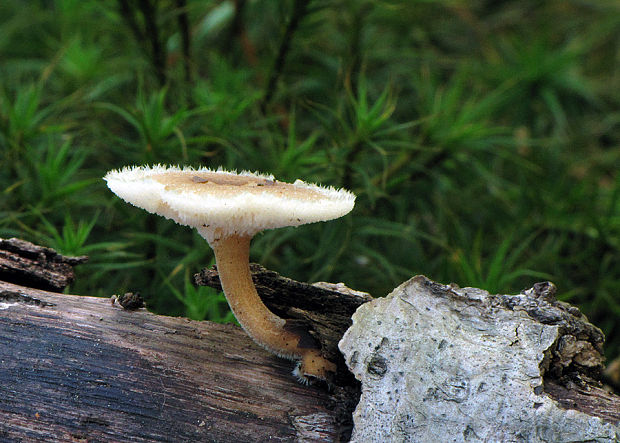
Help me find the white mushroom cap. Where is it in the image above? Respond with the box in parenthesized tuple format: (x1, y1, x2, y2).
(104, 165, 356, 240)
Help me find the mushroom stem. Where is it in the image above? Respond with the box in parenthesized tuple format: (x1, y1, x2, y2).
(205, 232, 336, 381)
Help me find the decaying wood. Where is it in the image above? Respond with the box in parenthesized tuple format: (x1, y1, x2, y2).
(339, 276, 620, 442)
(2, 239, 619, 442)
(195, 264, 373, 386)
(0, 237, 87, 292)
(0, 280, 351, 442)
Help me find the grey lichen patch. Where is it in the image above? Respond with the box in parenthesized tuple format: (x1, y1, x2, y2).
(339, 276, 619, 442)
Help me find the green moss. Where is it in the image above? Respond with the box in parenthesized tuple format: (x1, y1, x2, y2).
(0, 0, 618, 358)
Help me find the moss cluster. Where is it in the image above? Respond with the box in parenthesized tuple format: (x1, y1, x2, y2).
(0, 1, 618, 358)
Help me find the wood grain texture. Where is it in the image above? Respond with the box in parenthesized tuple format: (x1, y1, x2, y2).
(0, 281, 347, 442)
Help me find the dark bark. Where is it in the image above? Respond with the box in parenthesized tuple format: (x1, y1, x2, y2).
(0, 280, 350, 442)
(544, 380, 620, 425)
(0, 237, 87, 292)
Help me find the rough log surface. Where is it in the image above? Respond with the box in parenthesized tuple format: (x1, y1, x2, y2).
(0, 280, 351, 442)
(3, 238, 619, 442)
(0, 237, 87, 292)
(339, 275, 620, 442)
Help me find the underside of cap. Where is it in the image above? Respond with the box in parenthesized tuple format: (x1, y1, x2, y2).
(104, 165, 355, 238)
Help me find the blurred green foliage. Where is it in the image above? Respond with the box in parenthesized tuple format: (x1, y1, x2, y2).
(1, 0, 619, 358)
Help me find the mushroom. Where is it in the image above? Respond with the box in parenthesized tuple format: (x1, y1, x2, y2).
(104, 165, 355, 383)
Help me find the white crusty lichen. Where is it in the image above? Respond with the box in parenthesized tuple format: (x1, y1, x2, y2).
(339, 276, 619, 442)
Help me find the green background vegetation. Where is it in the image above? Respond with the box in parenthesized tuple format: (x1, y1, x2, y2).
(1, 0, 619, 360)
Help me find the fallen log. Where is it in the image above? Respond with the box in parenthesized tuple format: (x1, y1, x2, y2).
(0, 279, 355, 442)
(1, 239, 619, 442)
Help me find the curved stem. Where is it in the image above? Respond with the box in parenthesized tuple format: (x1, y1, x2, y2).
(205, 233, 335, 380)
